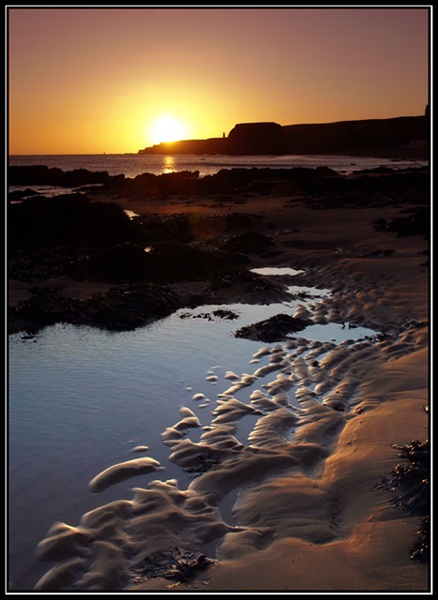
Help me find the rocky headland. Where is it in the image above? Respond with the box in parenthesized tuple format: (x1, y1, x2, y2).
(138, 114, 429, 158)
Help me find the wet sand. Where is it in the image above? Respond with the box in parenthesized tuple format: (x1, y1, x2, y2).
(15, 183, 429, 592)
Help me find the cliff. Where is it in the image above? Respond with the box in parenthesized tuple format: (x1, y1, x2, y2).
(282, 115, 429, 155)
(226, 122, 285, 155)
(138, 114, 429, 157)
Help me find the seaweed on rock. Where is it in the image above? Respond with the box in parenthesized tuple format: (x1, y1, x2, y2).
(234, 313, 311, 343)
(132, 547, 215, 585)
(379, 439, 429, 564)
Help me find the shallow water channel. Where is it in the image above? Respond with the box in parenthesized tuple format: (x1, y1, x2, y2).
(8, 270, 377, 590)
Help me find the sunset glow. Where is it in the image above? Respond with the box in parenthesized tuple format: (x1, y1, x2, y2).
(149, 115, 191, 145)
(7, 7, 430, 155)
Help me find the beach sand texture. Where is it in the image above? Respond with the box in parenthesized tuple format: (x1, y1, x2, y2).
(20, 185, 429, 592)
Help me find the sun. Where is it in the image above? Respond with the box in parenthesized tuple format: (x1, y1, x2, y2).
(149, 115, 189, 145)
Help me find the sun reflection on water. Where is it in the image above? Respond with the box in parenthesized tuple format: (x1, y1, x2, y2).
(162, 156, 175, 174)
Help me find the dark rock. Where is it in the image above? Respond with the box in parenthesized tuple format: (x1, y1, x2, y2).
(227, 122, 286, 155)
(8, 194, 144, 256)
(282, 115, 429, 155)
(372, 206, 429, 239)
(9, 287, 78, 333)
(208, 265, 262, 291)
(138, 213, 195, 244)
(8, 188, 41, 202)
(138, 212, 255, 246)
(8, 283, 184, 335)
(78, 283, 183, 331)
(8, 165, 115, 187)
(144, 243, 244, 283)
(221, 231, 274, 253)
(124, 170, 200, 196)
(138, 114, 428, 157)
(70, 243, 154, 283)
(235, 313, 311, 342)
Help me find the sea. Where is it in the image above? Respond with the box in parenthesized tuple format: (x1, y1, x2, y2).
(8, 151, 427, 180)
(7, 153, 427, 592)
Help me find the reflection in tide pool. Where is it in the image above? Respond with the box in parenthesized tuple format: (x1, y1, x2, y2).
(124, 209, 139, 219)
(8, 291, 377, 590)
(251, 267, 305, 277)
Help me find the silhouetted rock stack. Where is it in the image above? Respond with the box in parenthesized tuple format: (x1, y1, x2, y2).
(226, 122, 285, 155)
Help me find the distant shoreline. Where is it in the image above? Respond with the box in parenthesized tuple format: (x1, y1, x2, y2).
(138, 114, 429, 159)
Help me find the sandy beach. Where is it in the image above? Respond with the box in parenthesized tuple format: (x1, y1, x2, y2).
(9, 168, 430, 592)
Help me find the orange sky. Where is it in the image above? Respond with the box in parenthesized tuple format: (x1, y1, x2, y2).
(7, 6, 430, 155)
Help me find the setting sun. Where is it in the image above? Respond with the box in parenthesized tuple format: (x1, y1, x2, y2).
(149, 115, 190, 145)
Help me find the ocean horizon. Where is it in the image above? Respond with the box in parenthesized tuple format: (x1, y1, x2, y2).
(8, 152, 428, 181)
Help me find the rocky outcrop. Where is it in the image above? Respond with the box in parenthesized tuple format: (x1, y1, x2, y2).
(234, 313, 312, 342)
(282, 115, 429, 155)
(8, 167, 429, 335)
(7, 165, 121, 187)
(8, 284, 185, 334)
(226, 122, 285, 155)
(137, 114, 429, 157)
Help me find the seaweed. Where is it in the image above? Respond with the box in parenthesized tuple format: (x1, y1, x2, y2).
(133, 547, 215, 585)
(235, 313, 311, 342)
(184, 454, 222, 478)
(378, 439, 429, 564)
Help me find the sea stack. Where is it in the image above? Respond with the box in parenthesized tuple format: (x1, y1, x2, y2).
(226, 122, 286, 155)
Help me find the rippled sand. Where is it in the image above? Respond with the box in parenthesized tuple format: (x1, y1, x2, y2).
(32, 193, 429, 592)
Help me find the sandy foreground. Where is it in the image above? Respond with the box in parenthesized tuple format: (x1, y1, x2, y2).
(18, 186, 430, 593)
